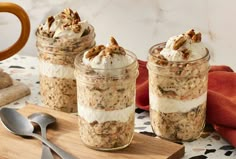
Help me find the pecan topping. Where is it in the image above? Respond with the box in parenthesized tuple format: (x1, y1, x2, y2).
(185, 29, 195, 38)
(72, 24, 81, 33)
(155, 54, 168, 65)
(63, 8, 73, 16)
(74, 11, 81, 21)
(181, 48, 191, 60)
(85, 45, 105, 59)
(105, 45, 126, 56)
(173, 36, 186, 50)
(47, 16, 55, 30)
(105, 37, 126, 55)
(192, 33, 201, 43)
(110, 36, 118, 46)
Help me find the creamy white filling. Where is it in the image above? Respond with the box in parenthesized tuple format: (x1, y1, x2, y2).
(160, 34, 206, 61)
(150, 92, 207, 113)
(39, 60, 74, 79)
(78, 103, 135, 123)
(83, 53, 131, 70)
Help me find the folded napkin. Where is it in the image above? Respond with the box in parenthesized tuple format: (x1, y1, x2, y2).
(136, 60, 236, 147)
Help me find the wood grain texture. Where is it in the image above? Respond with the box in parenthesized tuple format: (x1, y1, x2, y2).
(0, 104, 185, 159)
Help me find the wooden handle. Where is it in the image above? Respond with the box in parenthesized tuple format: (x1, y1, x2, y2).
(0, 2, 30, 60)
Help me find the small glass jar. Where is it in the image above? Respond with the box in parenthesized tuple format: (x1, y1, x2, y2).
(147, 43, 210, 142)
(36, 25, 95, 113)
(74, 51, 138, 150)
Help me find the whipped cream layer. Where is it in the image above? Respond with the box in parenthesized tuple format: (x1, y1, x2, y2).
(37, 8, 89, 39)
(160, 30, 206, 61)
(150, 92, 207, 113)
(78, 104, 135, 123)
(39, 60, 74, 79)
(83, 53, 132, 70)
(82, 37, 132, 75)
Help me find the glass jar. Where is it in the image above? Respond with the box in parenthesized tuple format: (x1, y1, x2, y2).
(36, 24, 95, 113)
(147, 43, 210, 142)
(74, 51, 138, 150)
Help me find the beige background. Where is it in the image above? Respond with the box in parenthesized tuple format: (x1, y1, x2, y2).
(0, 0, 235, 70)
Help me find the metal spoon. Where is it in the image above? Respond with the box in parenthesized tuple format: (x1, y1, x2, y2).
(28, 113, 56, 159)
(0, 108, 77, 159)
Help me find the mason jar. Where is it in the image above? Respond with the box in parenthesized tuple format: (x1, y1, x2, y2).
(36, 24, 95, 113)
(147, 42, 210, 142)
(74, 51, 138, 150)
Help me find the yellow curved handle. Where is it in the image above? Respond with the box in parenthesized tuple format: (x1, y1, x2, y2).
(0, 2, 30, 60)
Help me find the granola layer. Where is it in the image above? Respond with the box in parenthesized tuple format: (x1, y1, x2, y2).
(79, 114, 134, 150)
(40, 75, 77, 112)
(150, 103, 206, 141)
(77, 78, 135, 111)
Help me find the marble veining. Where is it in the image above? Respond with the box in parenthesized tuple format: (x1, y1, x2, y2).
(0, 0, 236, 70)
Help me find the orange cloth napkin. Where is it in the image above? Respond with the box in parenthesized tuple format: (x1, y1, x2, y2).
(136, 60, 236, 147)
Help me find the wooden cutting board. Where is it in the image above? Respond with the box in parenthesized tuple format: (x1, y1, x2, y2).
(0, 80, 30, 106)
(0, 104, 185, 159)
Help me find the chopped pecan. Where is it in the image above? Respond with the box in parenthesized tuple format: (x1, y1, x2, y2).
(185, 29, 195, 38)
(155, 54, 168, 65)
(72, 24, 81, 33)
(192, 33, 201, 42)
(74, 11, 81, 21)
(85, 45, 105, 59)
(181, 48, 191, 60)
(173, 36, 186, 50)
(110, 37, 118, 46)
(72, 19, 80, 25)
(47, 16, 55, 30)
(105, 45, 126, 55)
(63, 8, 73, 16)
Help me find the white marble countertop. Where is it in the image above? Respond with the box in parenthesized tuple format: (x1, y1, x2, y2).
(0, 55, 236, 159)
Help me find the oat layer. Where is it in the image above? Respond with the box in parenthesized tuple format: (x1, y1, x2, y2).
(40, 75, 77, 112)
(150, 103, 206, 141)
(79, 114, 134, 150)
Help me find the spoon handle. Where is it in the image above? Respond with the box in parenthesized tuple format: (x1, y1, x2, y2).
(31, 133, 78, 159)
(41, 126, 54, 159)
(42, 145, 54, 159)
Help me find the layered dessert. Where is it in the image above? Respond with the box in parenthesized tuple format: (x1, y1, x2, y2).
(36, 8, 95, 112)
(148, 29, 210, 141)
(74, 37, 138, 150)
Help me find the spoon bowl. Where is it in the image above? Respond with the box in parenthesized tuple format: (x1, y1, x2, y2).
(28, 112, 56, 129)
(28, 112, 56, 159)
(0, 108, 78, 159)
(0, 107, 34, 136)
